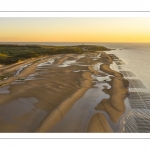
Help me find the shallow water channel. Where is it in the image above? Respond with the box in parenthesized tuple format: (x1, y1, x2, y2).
(49, 60, 118, 132)
(49, 81, 111, 132)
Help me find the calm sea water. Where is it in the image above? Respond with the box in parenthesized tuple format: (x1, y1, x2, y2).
(104, 43, 150, 92)
(1, 42, 150, 49)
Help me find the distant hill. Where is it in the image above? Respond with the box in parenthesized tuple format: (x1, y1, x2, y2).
(0, 44, 110, 65)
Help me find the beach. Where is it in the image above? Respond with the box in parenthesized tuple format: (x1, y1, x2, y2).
(1, 46, 150, 133)
(0, 49, 132, 132)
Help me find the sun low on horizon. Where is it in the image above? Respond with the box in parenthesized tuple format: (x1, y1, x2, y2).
(1, 17, 150, 43)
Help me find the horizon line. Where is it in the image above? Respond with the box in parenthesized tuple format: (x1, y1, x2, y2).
(1, 42, 150, 43)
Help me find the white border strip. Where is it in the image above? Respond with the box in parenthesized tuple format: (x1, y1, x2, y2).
(1, 12, 150, 17)
(0, 133, 150, 139)
(1, 0, 150, 11)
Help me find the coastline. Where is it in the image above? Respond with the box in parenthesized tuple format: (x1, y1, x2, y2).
(87, 53, 129, 132)
(0, 49, 129, 132)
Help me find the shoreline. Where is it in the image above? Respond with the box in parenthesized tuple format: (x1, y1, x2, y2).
(87, 53, 129, 132)
(0, 51, 129, 132)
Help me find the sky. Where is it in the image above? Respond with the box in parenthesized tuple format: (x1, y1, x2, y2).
(1, 17, 150, 42)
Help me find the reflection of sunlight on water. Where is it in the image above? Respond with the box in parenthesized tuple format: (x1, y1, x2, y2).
(90, 54, 101, 59)
(37, 59, 55, 67)
(93, 62, 103, 71)
(14, 64, 32, 77)
(12, 72, 44, 84)
(77, 55, 85, 59)
(91, 74, 112, 81)
(58, 60, 77, 67)
(73, 70, 90, 73)
(93, 62, 108, 75)
(110, 62, 119, 72)
(58, 55, 86, 67)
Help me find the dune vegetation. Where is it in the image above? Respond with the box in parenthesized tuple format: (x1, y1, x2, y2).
(0, 44, 110, 65)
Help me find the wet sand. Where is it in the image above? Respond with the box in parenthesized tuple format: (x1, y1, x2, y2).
(87, 54, 129, 132)
(36, 72, 92, 132)
(0, 51, 129, 132)
(86, 113, 113, 132)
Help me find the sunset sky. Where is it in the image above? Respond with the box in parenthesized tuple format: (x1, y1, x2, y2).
(1, 17, 150, 42)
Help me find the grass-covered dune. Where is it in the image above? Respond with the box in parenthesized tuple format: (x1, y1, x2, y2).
(0, 44, 110, 65)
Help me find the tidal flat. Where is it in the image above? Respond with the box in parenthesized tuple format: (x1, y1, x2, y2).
(0, 44, 148, 133)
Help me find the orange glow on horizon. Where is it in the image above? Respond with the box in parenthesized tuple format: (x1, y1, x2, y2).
(1, 17, 150, 43)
